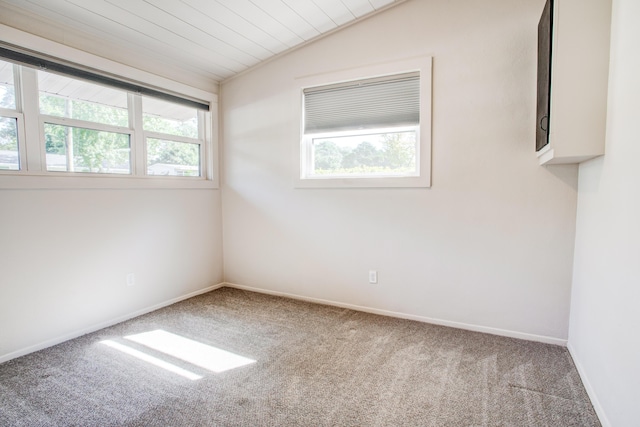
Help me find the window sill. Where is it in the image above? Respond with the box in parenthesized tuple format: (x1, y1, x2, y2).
(294, 175, 430, 189)
(0, 172, 218, 190)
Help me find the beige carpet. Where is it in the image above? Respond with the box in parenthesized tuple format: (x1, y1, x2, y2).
(0, 287, 599, 426)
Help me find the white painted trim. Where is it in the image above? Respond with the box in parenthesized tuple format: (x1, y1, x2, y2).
(566, 342, 610, 427)
(0, 173, 219, 189)
(536, 144, 553, 162)
(143, 131, 201, 145)
(223, 283, 568, 346)
(0, 282, 225, 364)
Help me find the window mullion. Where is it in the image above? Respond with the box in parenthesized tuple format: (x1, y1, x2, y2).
(40, 115, 133, 134)
(142, 131, 201, 145)
(0, 107, 20, 117)
(18, 67, 43, 172)
(130, 94, 145, 176)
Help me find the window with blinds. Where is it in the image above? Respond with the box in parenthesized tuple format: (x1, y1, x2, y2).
(0, 45, 213, 183)
(300, 72, 422, 181)
(303, 72, 420, 134)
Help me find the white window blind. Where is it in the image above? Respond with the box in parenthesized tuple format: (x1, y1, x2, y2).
(303, 72, 420, 134)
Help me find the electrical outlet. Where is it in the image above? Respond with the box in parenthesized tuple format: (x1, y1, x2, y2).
(126, 273, 135, 287)
(369, 270, 378, 284)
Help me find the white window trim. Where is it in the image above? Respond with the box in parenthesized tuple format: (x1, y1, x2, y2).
(0, 24, 219, 190)
(293, 55, 432, 189)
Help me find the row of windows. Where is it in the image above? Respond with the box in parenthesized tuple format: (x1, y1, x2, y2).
(0, 58, 210, 179)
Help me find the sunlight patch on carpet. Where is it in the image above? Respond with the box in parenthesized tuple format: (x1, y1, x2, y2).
(100, 340, 202, 380)
(125, 329, 256, 373)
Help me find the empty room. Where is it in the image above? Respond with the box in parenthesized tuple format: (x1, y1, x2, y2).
(0, 0, 638, 425)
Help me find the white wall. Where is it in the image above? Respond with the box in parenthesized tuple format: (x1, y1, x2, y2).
(0, 28, 224, 362)
(221, 0, 578, 342)
(0, 189, 223, 361)
(568, 0, 640, 425)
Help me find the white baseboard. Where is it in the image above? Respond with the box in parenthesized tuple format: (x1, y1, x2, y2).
(223, 282, 568, 346)
(1, 281, 568, 365)
(567, 342, 610, 427)
(0, 282, 225, 364)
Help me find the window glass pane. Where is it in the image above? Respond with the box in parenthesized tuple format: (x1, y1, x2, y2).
(0, 60, 16, 110)
(147, 138, 200, 177)
(143, 97, 198, 138)
(0, 116, 19, 170)
(38, 71, 128, 127)
(311, 130, 417, 177)
(44, 123, 130, 174)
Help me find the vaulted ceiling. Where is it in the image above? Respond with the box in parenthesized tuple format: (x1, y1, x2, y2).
(0, 0, 404, 91)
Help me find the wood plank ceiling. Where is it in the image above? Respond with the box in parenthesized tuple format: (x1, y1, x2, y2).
(0, 0, 403, 91)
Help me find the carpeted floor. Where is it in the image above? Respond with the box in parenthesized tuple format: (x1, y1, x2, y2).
(0, 287, 599, 426)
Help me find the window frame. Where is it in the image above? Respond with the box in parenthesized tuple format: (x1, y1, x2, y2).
(141, 95, 206, 178)
(0, 111, 27, 172)
(0, 62, 26, 172)
(293, 56, 432, 189)
(0, 27, 218, 190)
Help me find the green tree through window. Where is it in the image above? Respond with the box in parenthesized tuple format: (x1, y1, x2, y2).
(313, 131, 416, 176)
